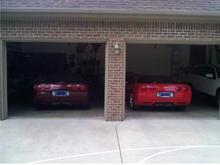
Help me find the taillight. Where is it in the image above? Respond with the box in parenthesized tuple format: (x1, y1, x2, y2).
(67, 84, 78, 90)
(44, 84, 51, 90)
(79, 85, 87, 91)
(36, 84, 43, 90)
(182, 86, 189, 91)
(140, 85, 156, 91)
(34, 84, 51, 90)
(176, 86, 189, 92)
(68, 84, 87, 91)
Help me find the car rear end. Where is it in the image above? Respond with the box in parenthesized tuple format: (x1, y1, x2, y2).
(33, 83, 89, 107)
(134, 83, 192, 107)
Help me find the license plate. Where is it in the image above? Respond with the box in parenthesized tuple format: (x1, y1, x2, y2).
(52, 91, 69, 96)
(157, 92, 173, 98)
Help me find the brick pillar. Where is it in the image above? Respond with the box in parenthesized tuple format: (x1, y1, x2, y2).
(105, 39, 126, 121)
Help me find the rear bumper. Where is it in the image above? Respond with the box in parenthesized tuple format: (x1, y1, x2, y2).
(134, 93, 192, 107)
(34, 92, 89, 105)
(136, 101, 191, 107)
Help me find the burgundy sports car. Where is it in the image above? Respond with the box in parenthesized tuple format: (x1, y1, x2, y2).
(33, 74, 89, 109)
(127, 75, 192, 110)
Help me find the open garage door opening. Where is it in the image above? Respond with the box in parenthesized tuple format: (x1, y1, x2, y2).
(126, 43, 220, 119)
(7, 42, 105, 118)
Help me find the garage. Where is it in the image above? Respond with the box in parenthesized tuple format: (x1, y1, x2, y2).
(2, 1, 220, 164)
(6, 42, 106, 118)
(126, 44, 220, 119)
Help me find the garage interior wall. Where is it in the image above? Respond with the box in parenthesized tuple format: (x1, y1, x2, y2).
(127, 44, 219, 80)
(127, 44, 189, 76)
(31, 43, 219, 80)
(19, 43, 106, 75)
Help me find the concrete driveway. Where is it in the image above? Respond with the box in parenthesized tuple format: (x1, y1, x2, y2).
(1, 100, 220, 163)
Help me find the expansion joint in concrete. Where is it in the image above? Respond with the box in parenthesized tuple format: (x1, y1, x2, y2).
(115, 122, 124, 164)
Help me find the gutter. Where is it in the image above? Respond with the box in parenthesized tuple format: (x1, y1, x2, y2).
(1, 9, 220, 22)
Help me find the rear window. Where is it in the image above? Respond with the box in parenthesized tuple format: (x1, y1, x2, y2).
(137, 76, 173, 83)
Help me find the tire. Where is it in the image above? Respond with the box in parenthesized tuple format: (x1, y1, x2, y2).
(129, 94, 138, 110)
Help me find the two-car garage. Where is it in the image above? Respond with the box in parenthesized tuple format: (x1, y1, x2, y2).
(3, 41, 220, 120)
(0, 12, 220, 121)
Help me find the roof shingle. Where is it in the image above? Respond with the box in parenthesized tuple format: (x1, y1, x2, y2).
(1, 0, 220, 16)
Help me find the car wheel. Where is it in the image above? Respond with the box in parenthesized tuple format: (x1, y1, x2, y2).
(129, 94, 137, 110)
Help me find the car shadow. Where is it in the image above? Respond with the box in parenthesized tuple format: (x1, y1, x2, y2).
(132, 106, 185, 112)
(35, 105, 90, 111)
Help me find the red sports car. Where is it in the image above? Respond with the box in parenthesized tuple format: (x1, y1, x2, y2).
(126, 75, 192, 110)
(33, 74, 89, 109)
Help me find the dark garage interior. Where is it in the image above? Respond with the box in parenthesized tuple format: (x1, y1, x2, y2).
(6, 42, 220, 119)
(7, 42, 106, 117)
(126, 44, 220, 119)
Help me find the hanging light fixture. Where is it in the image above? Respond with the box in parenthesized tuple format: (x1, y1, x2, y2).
(114, 42, 120, 54)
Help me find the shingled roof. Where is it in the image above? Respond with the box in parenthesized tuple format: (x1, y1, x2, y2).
(1, 0, 220, 17)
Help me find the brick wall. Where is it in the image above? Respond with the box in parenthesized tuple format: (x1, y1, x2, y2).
(1, 19, 220, 121)
(1, 19, 220, 42)
(105, 39, 126, 121)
